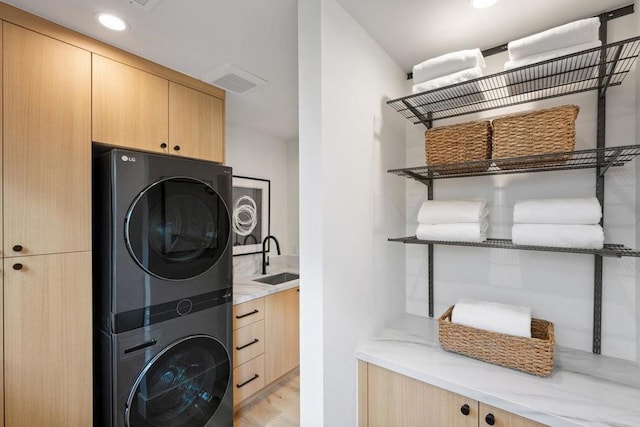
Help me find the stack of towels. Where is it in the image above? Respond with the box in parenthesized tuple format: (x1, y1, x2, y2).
(511, 197, 604, 249)
(452, 298, 532, 338)
(505, 18, 602, 94)
(411, 48, 486, 95)
(416, 200, 488, 243)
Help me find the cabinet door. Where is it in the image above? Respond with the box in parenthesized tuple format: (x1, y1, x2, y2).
(169, 82, 224, 162)
(4, 252, 92, 426)
(92, 54, 169, 153)
(265, 287, 300, 383)
(480, 404, 547, 427)
(3, 23, 91, 256)
(366, 364, 477, 427)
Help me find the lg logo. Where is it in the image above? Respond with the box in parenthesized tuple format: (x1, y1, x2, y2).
(121, 155, 136, 162)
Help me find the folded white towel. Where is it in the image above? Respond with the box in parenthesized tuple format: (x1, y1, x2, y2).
(412, 66, 484, 94)
(508, 17, 600, 61)
(512, 224, 604, 249)
(452, 298, 532, 338)
(416, 222, 488, 243)
(418, 200, 488, 224)
(513, 197, 602, 225)
(505, 40, 602, 70)
(413, 48, 486, 84)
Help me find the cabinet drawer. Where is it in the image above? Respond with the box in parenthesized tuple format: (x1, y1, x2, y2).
(233, 354, 265, 406)
(233, 321, 265, 367)
(233, 298, 265, 330)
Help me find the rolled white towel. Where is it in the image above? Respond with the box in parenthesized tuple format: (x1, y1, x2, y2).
(508, 17, 600, 61)
(452, 298, 532, 338)
(412, 66, 484, 94)
(513, 197, 602, 225)
(417, 200, 488, 224)
(416, 222, 488, 243)
(505, 40, 602, 70)
(512, 224, 604, 249)
(413, 48, 486, 84)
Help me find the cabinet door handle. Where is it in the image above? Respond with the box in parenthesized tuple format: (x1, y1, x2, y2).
(236, 309, 259, 319)
(173, 145, 181, 151)
(485, 413, 495, 425)
(236, 374, 259, 389)
(236, 338, 259, 351)
(12, 245, 23, 252)
(12, 263, 23, 271)
(460, 404, 470, 416)
(160, 143, 167, 149)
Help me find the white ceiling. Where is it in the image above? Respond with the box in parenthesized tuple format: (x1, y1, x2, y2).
(0, 0, 634, 141)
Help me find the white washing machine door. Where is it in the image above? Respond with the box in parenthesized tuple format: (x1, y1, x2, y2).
(125, 335, 230, 427)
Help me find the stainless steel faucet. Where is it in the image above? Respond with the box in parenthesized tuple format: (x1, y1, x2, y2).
(262, 235, 281, 274)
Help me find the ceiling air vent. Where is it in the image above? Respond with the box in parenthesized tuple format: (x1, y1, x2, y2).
(205, 64, 268, 95)
(128, 0, 162, 12)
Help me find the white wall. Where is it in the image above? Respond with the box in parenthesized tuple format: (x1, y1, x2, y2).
(406, 15, 638, 360)
(298, 0, 407, 425)
(225, 123, 299, 276)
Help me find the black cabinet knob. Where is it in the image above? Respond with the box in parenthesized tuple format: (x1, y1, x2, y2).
(485, 413, 495, 425)
(173, 145, 181, 151)
(12, 263, 23, 271)
(160, 143, 167, 149)
(12, 245, 23, 252)
(460, 404, 470, 416)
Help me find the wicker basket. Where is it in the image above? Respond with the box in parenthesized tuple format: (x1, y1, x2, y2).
(491, 105, 579, 169)
(425, 120, 492, 174)
(438, 305, 555, 377)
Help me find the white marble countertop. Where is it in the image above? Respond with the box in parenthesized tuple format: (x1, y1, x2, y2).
(356, 314, 640, 427)
(233, 267, 300, 305)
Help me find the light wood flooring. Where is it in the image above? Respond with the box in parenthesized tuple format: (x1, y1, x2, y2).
(234, 369, 300, 427)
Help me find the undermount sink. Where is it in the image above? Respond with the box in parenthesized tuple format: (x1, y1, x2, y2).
(253, 272, 300, 285)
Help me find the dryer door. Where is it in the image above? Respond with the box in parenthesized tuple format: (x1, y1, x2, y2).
(126, 177, 230, 280)
(126, 335, 230, 427)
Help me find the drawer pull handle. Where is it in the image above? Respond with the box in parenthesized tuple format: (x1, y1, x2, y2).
(485, 413, 495, 425)
(236, 338, 259, 351)
(460, 404, 470, 416)
(236, 309, 259, 319)
(13, 245, 23, 252)
(236, 374, 259, 389)
(12, 263, 23, 271)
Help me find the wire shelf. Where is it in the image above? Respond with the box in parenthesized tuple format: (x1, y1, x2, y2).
(387, 36, 640, 125)
(389, 237, 640, 258)
(388, 144, 640, 181)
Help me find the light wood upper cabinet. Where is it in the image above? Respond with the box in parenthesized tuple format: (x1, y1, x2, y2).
(4, 252, 92, 427)
(3, 22, 91, 256)
(92, 54, 169, 153)
(169, 82, 224, 163)
(265, 287, 300, 384)
(365, 363, 477, 427)
(479, 404, 546, 427)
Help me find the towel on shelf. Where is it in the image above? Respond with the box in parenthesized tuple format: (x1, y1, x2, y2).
(452, 298, 532, 338)
(512, 224, 604, 249)
(416, 222, 488, 243)
(411, 66, 484, 94)
(412, 48, 486, 84)
(417, 200, 488, 224)
(508, 17, 600, 61)
(504, 41, 602, 96)
(513, 197, 602, 225)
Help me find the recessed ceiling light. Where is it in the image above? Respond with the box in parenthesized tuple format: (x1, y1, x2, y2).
(95, 12, 128, 31)
(470, 0, 499, 9)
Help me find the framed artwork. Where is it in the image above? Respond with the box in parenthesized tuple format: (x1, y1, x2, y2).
(231, 175, 270, 256)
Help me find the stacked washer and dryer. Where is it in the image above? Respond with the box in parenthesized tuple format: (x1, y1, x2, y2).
(93, 147, 234, 427)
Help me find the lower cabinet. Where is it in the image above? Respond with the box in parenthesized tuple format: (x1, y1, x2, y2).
(233, 286, 300, 407)
(4, 252, 92, 427)
(359, 362, 545, 427)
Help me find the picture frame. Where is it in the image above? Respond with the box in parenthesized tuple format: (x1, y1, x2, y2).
(231, 175, 270, 256)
